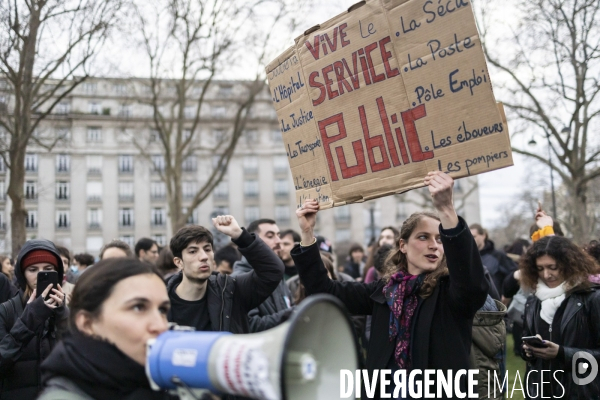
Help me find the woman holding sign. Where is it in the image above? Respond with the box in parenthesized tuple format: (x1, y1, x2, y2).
(292, 171, 488, 399)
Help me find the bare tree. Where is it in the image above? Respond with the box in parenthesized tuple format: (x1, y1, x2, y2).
(479, 0, 600, 244)
(0, 0, 123, 255)
(132, 0, 305, 233)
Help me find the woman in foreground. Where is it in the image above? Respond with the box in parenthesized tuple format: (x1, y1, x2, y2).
(38, 258, 173, 400)
(292, 171, 488, 399)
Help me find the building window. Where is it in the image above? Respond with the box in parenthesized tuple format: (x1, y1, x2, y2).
(213, 181, 228, 200)
(244, 180, 259, 198)
(183, 129, 192, 141)
(118, 104, 131, 117)
(26, 210, 37, 228)
(87, 127, 102, 142)
(149, 129, 159, 142)
(213, 206, 229, 215)
(119, 235, 135, 249)
(212, 105, 226, 118)
(243, 156, 258, 174)
(396, 202, 407, 221)
(275, 206, 291, 223)
(0, 210, 5, 229)
(334, 206, 351, 223)
(183, 207, 198, 225)
(152, 155, 165, 172)
(335, 229, 352, 243)
(56, 181, 69, 200)
(244, 129, 258, 144)
(88, 208, 102, 229)
(152, 234, 167, 247)
(25, 181, 36, 199)
(118, 155, 134, 173)
(149, 182, 164, 200)
(55, 101, 70, 115)
(119, 208, 134, 227)
(0, 181, 5, 200)
(56, 154, 70, 172)
(83, 82, 97, 93)
(273, 155, 288, 174)
(25, 153, 38, 172)
(56, 210, 70, 228)
(274, 179, 289, 197)
(89, 102, 100, 114)
(182, 181, 197, 199)
(184, 106, 195, 119)
(271, 129, 283, 143)
(219, 85, 233, 97)
(86, 155, 102, 175)
(151, 208, 165, 226)
(56, 127, 71, 142)
(182, 156, 197, 172)
(86, 181, 102, 201)
(114, 84, 127, 95)
(244, 206, 260, 224)
(212, 129, 226, 143)
(0, 158, 6, 173)
(119, 181, 134, 201)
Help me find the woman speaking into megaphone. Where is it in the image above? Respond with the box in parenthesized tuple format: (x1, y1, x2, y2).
(292, 171, 489, 400)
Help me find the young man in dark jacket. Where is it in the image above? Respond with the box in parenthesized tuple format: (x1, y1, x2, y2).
(167, 215, 284, 334)
(232, 218, 294, 332)
(470, 223, 516, 294)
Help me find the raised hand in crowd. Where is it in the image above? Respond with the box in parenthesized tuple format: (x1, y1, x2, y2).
(212, 215, 243, 239)
(534, 206, 554, 231)
(424, 170, 458, 229)
(296, 199, 319, 245)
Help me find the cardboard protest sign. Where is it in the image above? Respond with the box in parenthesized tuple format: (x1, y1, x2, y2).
(265, 0, 512, 209)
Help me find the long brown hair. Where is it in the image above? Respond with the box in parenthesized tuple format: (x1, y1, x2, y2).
(382, 212, 448, 299)
(520, 236, 600, 293)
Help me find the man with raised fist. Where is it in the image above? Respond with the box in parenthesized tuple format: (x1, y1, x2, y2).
(167, 215, 284, 333)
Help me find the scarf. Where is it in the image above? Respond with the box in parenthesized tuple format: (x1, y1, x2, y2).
(41, 331, 171, 400)
(382, 271, 424, 368)
(535, 280, 566, 324)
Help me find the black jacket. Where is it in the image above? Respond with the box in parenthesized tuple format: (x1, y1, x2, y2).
(166, 229, 284, 334)
(291, 217, 488, 400)
(480, 239, 516, 294)
(522, 286, 600, 399)
(232, 255, 293, 332)
(40, 331, 174, 400)
(0, 239, 67, 400)
(0, 272, 18, 304)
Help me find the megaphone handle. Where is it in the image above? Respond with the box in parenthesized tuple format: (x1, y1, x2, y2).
(172, 376, 214, 400)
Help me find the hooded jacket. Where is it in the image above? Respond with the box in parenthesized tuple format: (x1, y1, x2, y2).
(0, 239, 67, 400)
(522, 285, 600, 399)
(480, 239, 516, 294)
(470, 297, 507, 399)
(166, 229, 284, 334)
(232, 255, 293, 332)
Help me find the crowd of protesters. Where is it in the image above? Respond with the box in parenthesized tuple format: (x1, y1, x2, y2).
(0, 171, 599, 399)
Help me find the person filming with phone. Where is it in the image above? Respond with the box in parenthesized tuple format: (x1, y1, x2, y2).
(0, 239, 67, 400)
(520, 228, 600, 399)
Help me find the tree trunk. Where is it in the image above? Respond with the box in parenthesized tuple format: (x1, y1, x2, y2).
(568, 179, 591, 245)
(8, 150, 27, 257)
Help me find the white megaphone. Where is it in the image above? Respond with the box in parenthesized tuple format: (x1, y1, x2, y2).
(146, 294, 359, 400)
